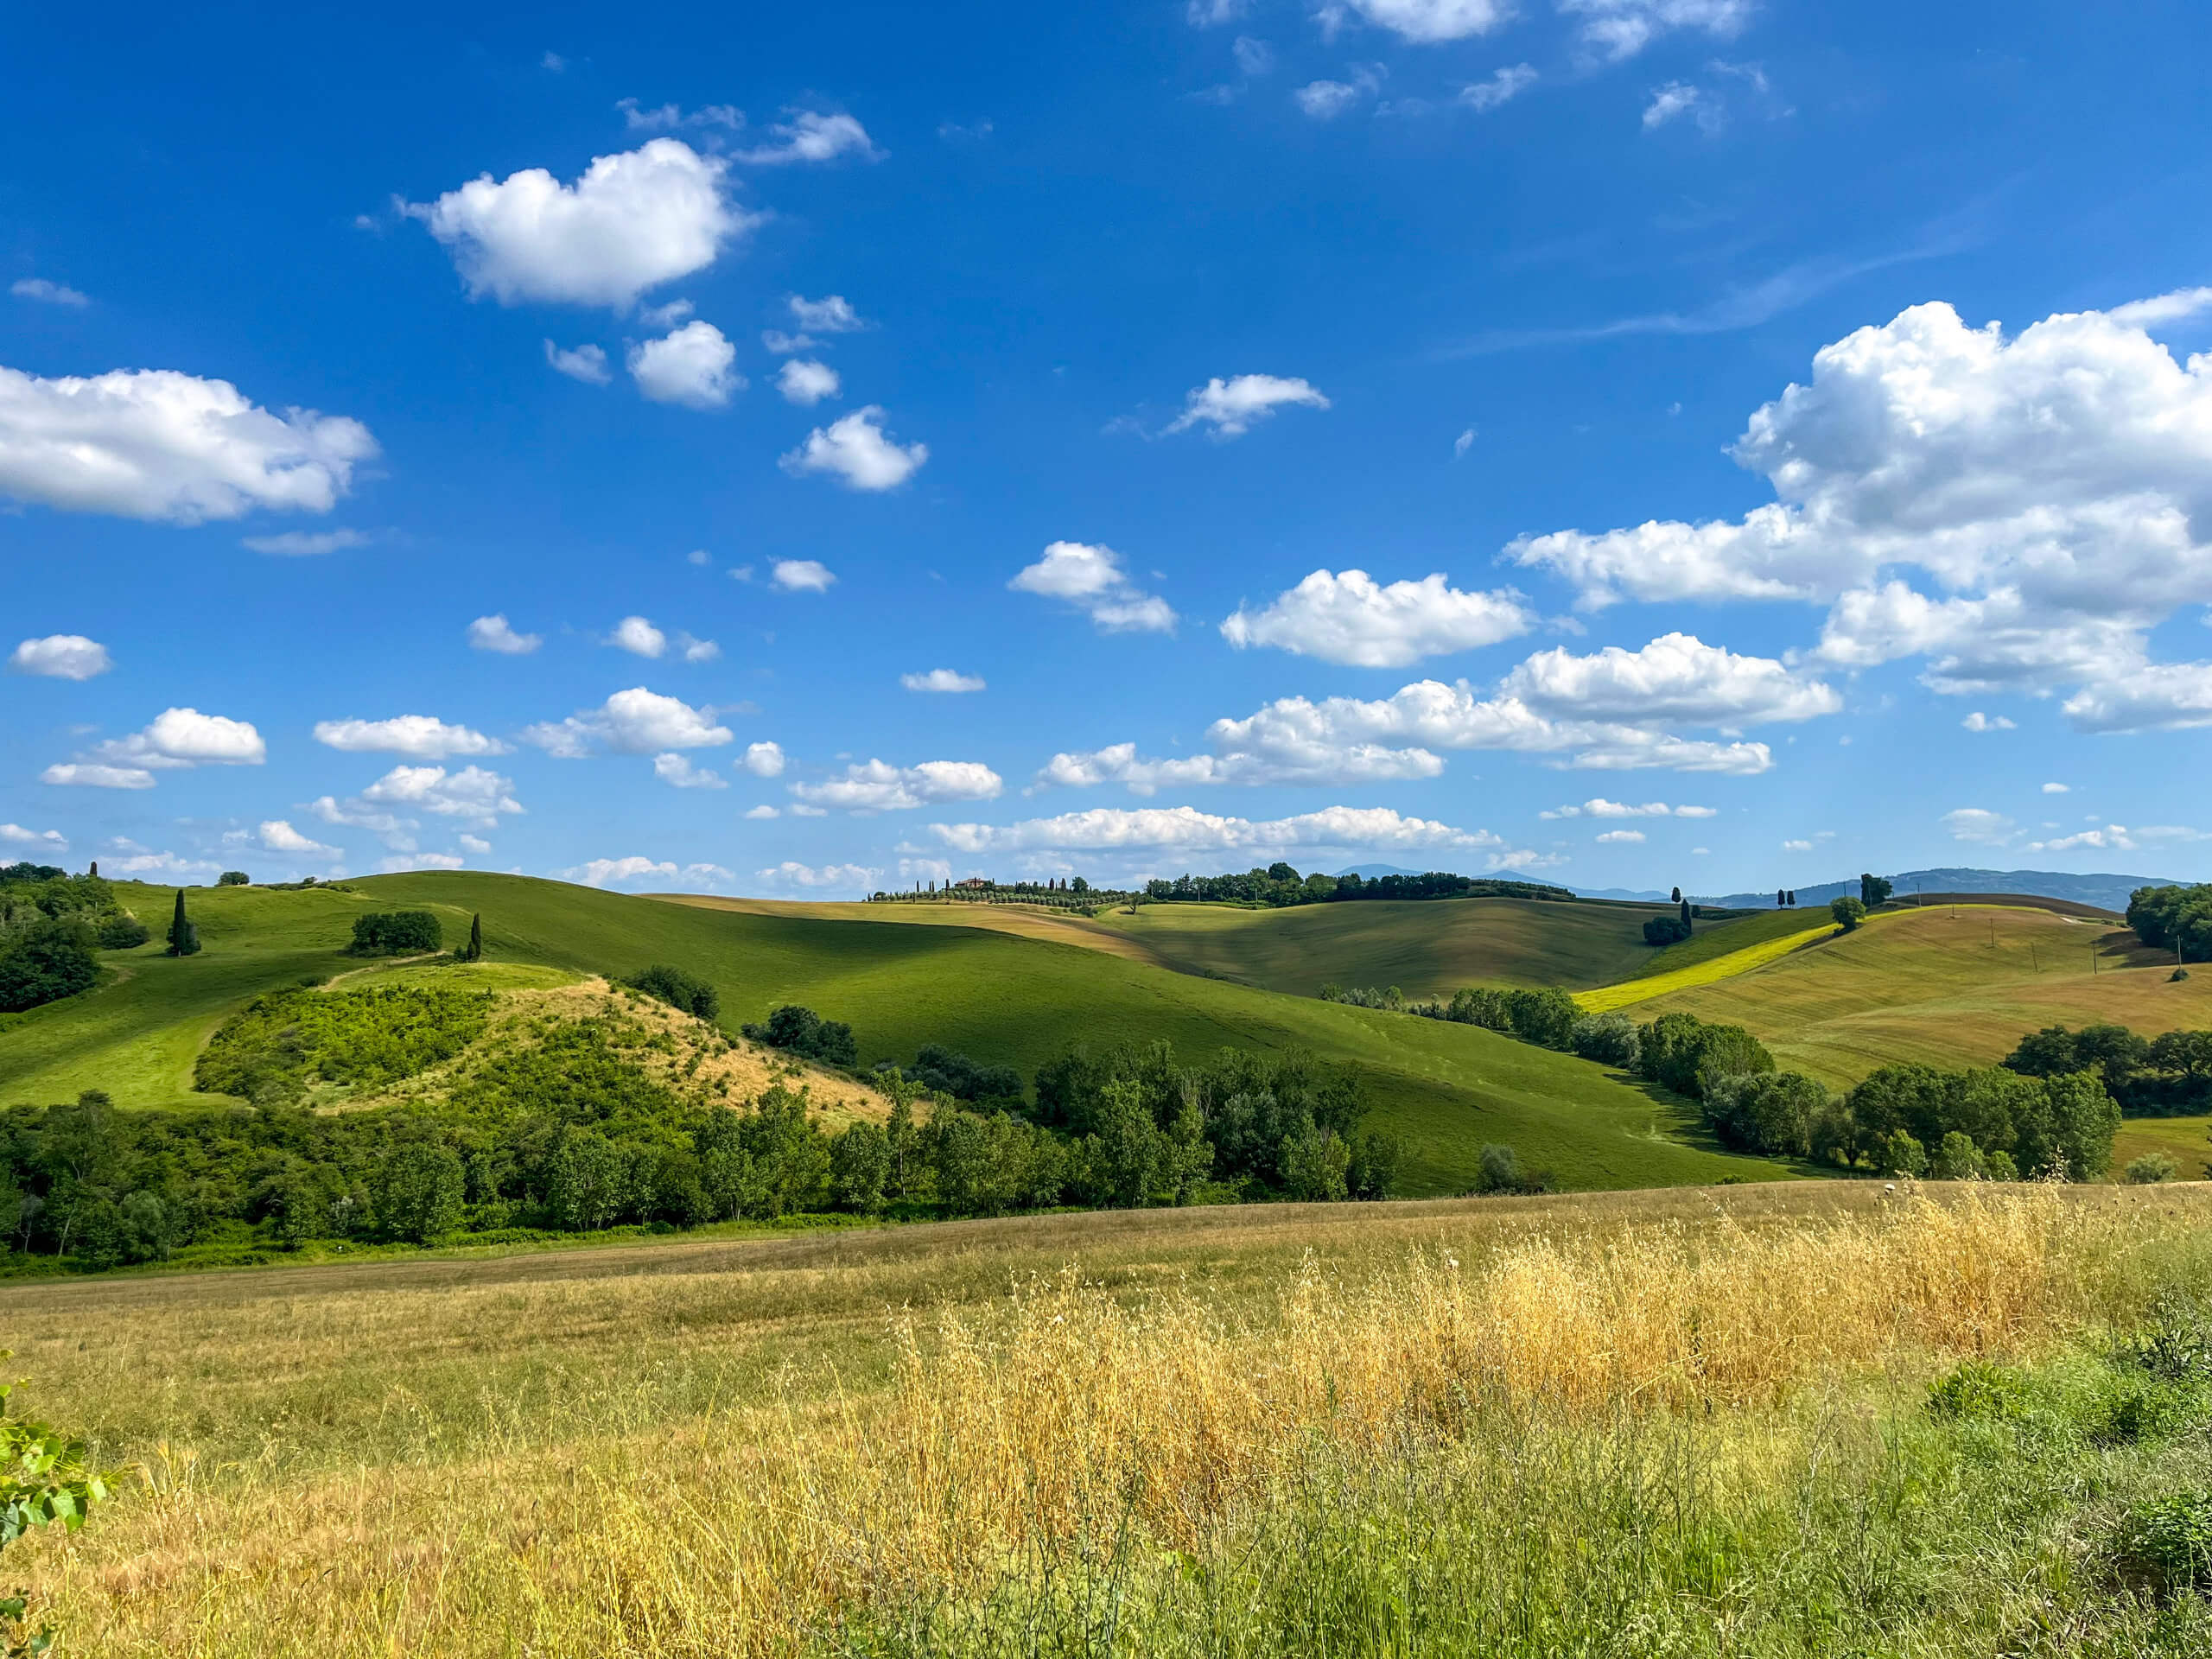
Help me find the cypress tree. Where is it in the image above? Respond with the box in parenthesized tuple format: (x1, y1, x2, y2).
(1678, 897, 1692, 928)
(467, 912, 483, 961)
(1670, 886, 1681, 903)
(167, 888, 200, 957)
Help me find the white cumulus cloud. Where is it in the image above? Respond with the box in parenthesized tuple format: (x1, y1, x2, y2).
(1165, 373, 1329, 438)
(256, 819, 340, 859)
(1508, 294, 2212, 728)
(776, 359, 840, 405)
(735, 111, 882, 166)
(1961, 712, 2017, 733)
(467, 613, 541, 654)
(1595, 829, 1646, 843)
(404, 139, 755, 311)
(1294, 71, 1382, 120)
(1559, 0, 1755, 62)
(611, 615, 668, 658)
(771, 558, 836, 593)
(360, 764, 524, 829)
(653, 752, 726, 789)
(754, 860, 885, 891)
(790, 759, 1004, 813)
(1221, 569, 1532, 667)
(522, 687, 733, 756)
(1008, 541, 1177, 634)
(0, 365, 376, 524)
(779, 406, 926, 490)
(744, 741, 786, 777)
(10, 634, 111, 680)
(11, 278, 89, 308)
(544, 340, 613, 384)
(74, 708, 267, 776)
(1942, 808, 2016, 845)
(902, 668, 986, 693)
(41, 764, 154, 790)
(312, 715, 506, 759)
(1460, 64, 1537, 110)
(1541, 798, 1713, 818)
(927, 804, 1521, 861)
(0, 824, 68, 849)
(628, 320, 741, 408)
(1335, 0, 1511, 41)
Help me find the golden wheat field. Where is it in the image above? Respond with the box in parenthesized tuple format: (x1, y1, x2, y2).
(8, 1180, 2212, 1656)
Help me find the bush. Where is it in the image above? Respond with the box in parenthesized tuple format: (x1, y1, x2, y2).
(1930, 1129, 1986, 1180)
(743, 1004, 859, 1067)
(1881, 1129, 1929, 1177)
(1702, 1071, 1827, 1156)
(1927, 1358, 2033, 1421)
(2128, 1152, 2181, 1185)
(1642, 916, 1691, 947)
(0, 917, 99, 1012)
(94, 913, 149, 950)
(349, 911, 442, 956)
(625, 963, 721, 1021)
(906, 1044, 1025, 1105)
(2112, 1490, 2212, 1597)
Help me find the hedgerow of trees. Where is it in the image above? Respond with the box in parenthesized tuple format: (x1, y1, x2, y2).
(2001, 1020, 2212, 1116)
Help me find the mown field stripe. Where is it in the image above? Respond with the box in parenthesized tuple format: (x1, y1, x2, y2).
(1574, 922, 1839, 1013)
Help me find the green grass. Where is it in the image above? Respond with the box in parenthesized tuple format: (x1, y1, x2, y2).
(1079, 896, 1670, 995)
(1624, 904, 1836, 982)
(0, 872, 1779, 1198)
(1641, 901, 2212, 1089)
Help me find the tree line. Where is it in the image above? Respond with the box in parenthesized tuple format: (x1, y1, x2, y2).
(2127, 884, 2212, 963)
(1323, 981, 2126, 1180)
(0, 866, 149, 1014)
(1143, 864, 1576, 909)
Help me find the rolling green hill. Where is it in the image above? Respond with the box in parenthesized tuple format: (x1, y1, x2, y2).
(0, 873, 1780, 1198)
(1638, 902, 2212, 1088)
(672, 891, 1722, 998)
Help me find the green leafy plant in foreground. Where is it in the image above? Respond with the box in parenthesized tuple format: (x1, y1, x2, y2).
(1, 1356, 109, 1656)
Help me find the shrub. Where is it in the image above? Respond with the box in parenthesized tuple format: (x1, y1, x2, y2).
(1927, 1358, 2033, 1421)
(626, 963, 721, 1021)
(1281, 1126, 1351, 1202)
(906, 1044, 1024, 1104)
(2111, 1490, 2212, 1597)
(348, 911, 442, 956)
(94, 913, 149, 950)
(2127, 1151, 2181, 1185)
(1642, 916, 1691, 947)
(743, 1004, 859, 1067)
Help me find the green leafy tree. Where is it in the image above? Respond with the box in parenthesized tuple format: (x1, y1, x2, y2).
(217, 870, 250, 887)
(830, 1122, 889, 1214)
(93, 913, 149, 950)
(1475, 1142, 1523, 1195)
(348, 911, 442, 956)
(1830, 895, 1867, 931)
(0, 918, 98, 1013)
(1281, 1125, 1351, 1201)
(464, 913, 483, 962)
(2126, 1151, 2179, 1185)
(1860, 873, 1893, 907)
(1880, 1129, 1929, 1177)
(1930, 1130, 1986, 1180)
(372, 1142, 465, 1242)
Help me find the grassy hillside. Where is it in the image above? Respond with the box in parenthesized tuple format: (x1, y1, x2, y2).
(1640, 902, 2212, 1087)
(0, 873, 1779, 1197)
(673, 892, 1714, 997)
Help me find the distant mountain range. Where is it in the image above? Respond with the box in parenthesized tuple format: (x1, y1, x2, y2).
(1569, 868, 2180, 915)
(1331, 863, 1429, 880)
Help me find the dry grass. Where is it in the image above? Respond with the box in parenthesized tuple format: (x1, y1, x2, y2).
(10, 1181, 2209, 1656)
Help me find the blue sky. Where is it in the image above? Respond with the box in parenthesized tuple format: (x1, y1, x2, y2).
(6, 0, 2211, 898)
